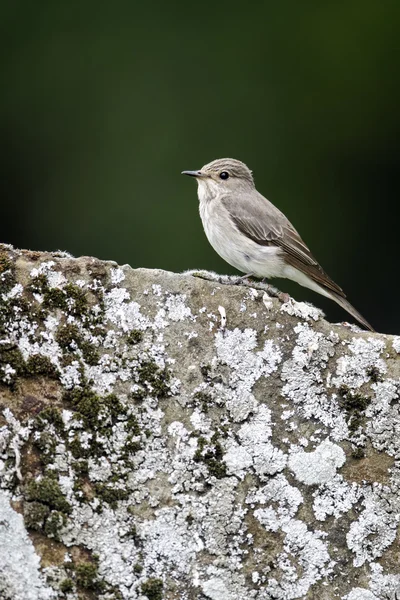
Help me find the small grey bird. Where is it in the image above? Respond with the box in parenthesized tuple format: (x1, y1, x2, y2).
(182, 158, 373, 331)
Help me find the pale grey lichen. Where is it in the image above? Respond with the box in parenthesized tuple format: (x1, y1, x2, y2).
(0, 491, 56, 600)
(288, 439, 346, 485)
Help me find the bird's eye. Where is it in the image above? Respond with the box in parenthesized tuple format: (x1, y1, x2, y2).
(219, 171, 229, 180)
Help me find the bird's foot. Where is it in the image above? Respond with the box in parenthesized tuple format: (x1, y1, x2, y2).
(277, 291, 291, 303)
(232, 273, 255, 285)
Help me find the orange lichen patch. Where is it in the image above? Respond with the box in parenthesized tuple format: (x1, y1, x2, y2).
(342, 450, 395, 485)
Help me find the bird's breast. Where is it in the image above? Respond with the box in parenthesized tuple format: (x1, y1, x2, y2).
(198, 197, 285, 278)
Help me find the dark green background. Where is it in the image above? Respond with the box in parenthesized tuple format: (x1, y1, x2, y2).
(1, 1, 399, 333)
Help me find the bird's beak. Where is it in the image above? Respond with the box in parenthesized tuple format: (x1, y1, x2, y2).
(181, 170, 203, 178)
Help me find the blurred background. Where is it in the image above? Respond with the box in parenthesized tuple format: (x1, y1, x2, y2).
(1, 1, 399, 333)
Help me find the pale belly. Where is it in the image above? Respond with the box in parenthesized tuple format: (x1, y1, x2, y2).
(199, 200, 285, 279)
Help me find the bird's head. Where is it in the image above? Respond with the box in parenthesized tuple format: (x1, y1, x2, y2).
(182, 158, 255, 200)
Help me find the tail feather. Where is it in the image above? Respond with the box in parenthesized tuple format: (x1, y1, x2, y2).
(329, 292, 374, 332)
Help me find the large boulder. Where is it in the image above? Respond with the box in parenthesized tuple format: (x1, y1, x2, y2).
(0, 244, 399, 600)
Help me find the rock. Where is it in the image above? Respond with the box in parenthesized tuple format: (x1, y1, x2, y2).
(0, 244, 399, 600)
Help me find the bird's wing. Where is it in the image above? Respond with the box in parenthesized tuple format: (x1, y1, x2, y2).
(221, 191, 346, 298)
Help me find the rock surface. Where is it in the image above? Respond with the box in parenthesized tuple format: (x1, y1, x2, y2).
(0, 244, 400, 600)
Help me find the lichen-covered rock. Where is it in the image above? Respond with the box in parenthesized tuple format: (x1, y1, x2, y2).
(0, 244, 399, 600)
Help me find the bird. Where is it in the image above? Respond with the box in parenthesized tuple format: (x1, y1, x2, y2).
(182, 158, 374, 331)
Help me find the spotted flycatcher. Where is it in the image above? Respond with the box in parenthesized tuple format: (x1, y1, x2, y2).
(182, 158, 373, 331)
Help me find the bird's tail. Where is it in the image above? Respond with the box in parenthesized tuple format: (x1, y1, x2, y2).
(329, 292, 374, 332)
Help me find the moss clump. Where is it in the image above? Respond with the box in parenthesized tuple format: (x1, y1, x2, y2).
(25, 354, 59, 378)
(0, 270, 15, 300)
(352, 447, 365, 460)
(23, 501, 50, 530)
(44, 510, 67, 539)
(75, 562, 106, 592)
(0, 344, 25, 386)
(66, 387, 104, 429)
(133, 563, 143, 574)
(142, 578, 163, 600)
(339, 386, 371, 434)
(93, 483, 129, 509)
(70, 435, 89, 460)
(121, 413, 142, 456)
(36, 407, 65, 434)
(66, 388, 137, 462)
(33, 431, 57, 464)
(56, 323, 99, 366)
(367, 366, 382, 383)
(59, 579, 74, 593)
(66, 388, 124, 430)
(200, 364, 212, 382)
(55, 323, 81, 349)
(73, 459, 89, 476)
(193, 391, 213, 412)
(29, 276, 89, 317)
(134, 361, 170, 400)
(43, 287, 68, 311)
(25, 476, 72, 514)
(194, 435, 227, 478)
(63, 283, 89, 316)
(127, 329, 143, 345)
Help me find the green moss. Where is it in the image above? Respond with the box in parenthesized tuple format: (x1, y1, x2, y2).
(65, 387, 138, 465)
(352, 447, 365, 459)
(120, 413, 142, 456)
(73, 459, 89, 476)
(25, 354, 59, 378)
(70, 435, 89, 459)
(25, 476, 72, 514)
(55, 323, 81, 349)
(0, 344, 25, 386)
(93, 483, 129, 509)
(339, 386, 372, 434)
(66, 387, 103, 429)
(75, 562, 106, 592)
(29, 277, 89, 317)
(142, 578, 163, 600)
(33, 431, 57, 464)
(133, 563, 143, 574)
(43, 287, 68, 311)
(63, 283, 89, 316)
(36, 407, 65, 434)
(56, 323, 99, 366)
(23, 501, 50, 530)
(127, 329, 143, 345)
(367, 366, 382, 383)
(134, 361, 170, 400)
(193, 391, 213, 412)
(44, 510, 67, 539)
(200, 364, 212, 381)
(194, 435, 227, 478)
(80, 341, 100, 365)
(29, 274, 48, 295)
(103, 393, 125, 421)
(67, 388, 125, 431)
(60, 578, 74, 593)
